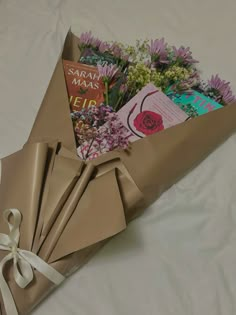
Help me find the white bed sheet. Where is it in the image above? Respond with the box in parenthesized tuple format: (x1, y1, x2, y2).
(0, 1, 236, 314)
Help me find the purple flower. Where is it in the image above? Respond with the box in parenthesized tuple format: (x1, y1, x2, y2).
(75, 105, 131, 160)
(79, 32, 104, 49)
(109, 43, 122, 58)
(208, 74, 236, 104)
(173, 46, 198, 66)
(148, 38, 169, 64)
(97, 64, 119, 104)
(91, 37, 102, 48)
(208, 74, 229, 91)
(98, 41, 110, 53)
(97, 64, 119, 82)
(79, 31, 94, 46)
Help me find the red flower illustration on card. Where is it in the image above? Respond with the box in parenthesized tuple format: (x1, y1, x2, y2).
(133, 111, 164, 135)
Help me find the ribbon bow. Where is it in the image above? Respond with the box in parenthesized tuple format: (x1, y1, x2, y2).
(0, 208, 65, 315)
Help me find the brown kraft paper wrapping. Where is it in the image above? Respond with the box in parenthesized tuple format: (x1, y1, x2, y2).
(0, 30, 236, 315)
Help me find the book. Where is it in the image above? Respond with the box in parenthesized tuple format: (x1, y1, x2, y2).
(63, 60, 105, 112)
(166, 88, 223, 117)
(79, 48, 118, 67)
(117, 83, 189, 142)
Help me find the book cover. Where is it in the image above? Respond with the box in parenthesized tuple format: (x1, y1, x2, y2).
(79, 48, 118, 67)
(63, 60, 105, 112)
(166, 88, 223, 117)
(117, 83, 189, 142)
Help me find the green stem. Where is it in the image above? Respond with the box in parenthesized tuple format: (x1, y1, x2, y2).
(105, 81, 109, 105)
(114, 95, 123, 111)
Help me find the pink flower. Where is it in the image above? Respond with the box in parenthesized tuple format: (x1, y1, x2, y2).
(79, 31, 94, 46)
(173, 46, 198, 65)
(79, 32, 103, 49)
(208, 74, 229, 91)
(91, 37, 102, 48)
(109, 43, 122, 58)
(97, 64, 119, 82)
(99, 41, 110, 53)
(148, 38, 169, 64)
(75, 105, 131, 160)
(208, 74, 236, 104)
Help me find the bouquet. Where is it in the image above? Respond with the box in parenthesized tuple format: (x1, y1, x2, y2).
(0, 30, 236, 315)
(68, 31, 236, 160)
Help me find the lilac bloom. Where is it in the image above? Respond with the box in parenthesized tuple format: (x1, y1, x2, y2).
(208, 74, 230, 91)
(208, 74, 236, 104)
(109, 43, 122, 58)
(97, 64, 119, 82)
(221, 88, 236, 104)
(148, 38, 169, 64)
(75, 105, 131, 160)
(79, 31, 94, 46)
(173, 46, 198, 65)
(91, 37, 102, 48)
(98, 41, 110, 53)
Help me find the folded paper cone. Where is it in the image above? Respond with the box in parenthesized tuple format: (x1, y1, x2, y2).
(0, 30, 236, 315)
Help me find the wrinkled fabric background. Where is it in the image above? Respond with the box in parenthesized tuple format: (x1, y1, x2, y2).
(0, 1, 236, 314)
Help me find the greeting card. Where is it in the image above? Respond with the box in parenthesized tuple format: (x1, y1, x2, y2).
(117, 83, 189, 141)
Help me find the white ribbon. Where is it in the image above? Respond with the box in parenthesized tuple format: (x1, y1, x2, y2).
(0, 208, 65, 315)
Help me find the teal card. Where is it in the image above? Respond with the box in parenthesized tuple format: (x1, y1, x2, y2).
(166, 89, 223, 116)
